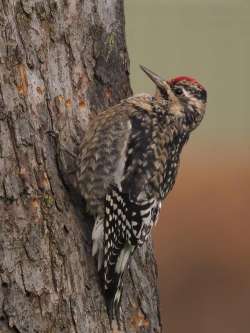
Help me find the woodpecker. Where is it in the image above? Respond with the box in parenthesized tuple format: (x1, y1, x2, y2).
(76, 65, 207, 319)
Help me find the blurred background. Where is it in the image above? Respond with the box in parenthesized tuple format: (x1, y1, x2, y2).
(125, 1, 250, 332)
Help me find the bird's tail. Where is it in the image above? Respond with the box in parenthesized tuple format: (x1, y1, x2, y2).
(104, 243, 135, 324)
(92, 215, 135, 323)
(92, 216, 104, 271)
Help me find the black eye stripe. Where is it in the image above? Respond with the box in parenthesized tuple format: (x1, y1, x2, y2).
(173, 84, 207, 102)
(197, 89, 207, 101)
(192, 89, 207, 101)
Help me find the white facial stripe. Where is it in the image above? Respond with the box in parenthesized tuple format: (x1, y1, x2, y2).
(183, 88, 190, 98)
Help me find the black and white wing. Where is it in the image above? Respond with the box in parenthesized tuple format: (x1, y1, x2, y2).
(102, 186, 160, 317)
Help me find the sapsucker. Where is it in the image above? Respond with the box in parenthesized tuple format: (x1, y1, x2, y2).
(76, 65, 207, 319)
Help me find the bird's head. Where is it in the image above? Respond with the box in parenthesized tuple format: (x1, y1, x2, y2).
(140, 65, 207, 132)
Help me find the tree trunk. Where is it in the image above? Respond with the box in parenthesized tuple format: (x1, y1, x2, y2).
(0, 1, 161, 332)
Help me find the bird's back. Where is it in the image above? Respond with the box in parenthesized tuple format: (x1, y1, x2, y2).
(77, 93, 167, 216)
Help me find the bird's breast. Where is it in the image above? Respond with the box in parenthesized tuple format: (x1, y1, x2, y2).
(159, 133, 188, 200)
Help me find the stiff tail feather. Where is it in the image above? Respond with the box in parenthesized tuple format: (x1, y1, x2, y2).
(92, 215, 134, 324)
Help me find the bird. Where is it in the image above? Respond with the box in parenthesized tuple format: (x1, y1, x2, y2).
(76, 65, 207, 320)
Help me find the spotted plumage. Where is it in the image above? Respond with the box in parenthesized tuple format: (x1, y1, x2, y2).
(76, 65, 207, 320)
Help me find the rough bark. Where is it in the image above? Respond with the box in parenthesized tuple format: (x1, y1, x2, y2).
(0, 1, 161, 332)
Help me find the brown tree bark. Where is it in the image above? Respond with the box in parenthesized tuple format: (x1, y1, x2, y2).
(0, 1, 161, 332)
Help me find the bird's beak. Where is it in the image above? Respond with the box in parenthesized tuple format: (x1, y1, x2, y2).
(140, 65, 167, 91)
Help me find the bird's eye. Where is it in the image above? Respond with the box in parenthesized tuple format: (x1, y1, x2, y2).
(174, 87, 184, 96)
